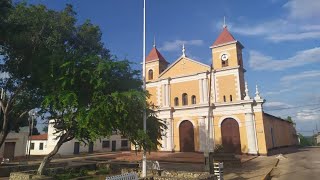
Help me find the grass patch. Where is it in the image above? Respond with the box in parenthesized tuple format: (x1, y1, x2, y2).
(49, 168, 88, 180)
(95, 167, 110, 175)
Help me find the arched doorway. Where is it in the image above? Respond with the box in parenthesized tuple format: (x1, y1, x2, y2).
(221, 118, 241, 154)
(179, 120, 195, 152)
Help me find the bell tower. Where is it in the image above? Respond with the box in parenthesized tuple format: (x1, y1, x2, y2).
(145, 42, 169, 82)
(211, 25, 246, 102)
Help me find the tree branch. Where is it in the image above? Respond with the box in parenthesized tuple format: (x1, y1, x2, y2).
(6, 82, 26, 113)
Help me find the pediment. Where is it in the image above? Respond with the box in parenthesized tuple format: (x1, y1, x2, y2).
(159, 56, 210, 79)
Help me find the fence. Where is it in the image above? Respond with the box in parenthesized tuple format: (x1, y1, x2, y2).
(106, 173, 138, 180)
(214, 162, 224, 180)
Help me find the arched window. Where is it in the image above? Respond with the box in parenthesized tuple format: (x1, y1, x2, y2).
(230, 95, 233, 102)
(191, 95, 196, 104)
(148, 69, 153, 80)
(223, 95, 226, 102)
(222, 60, 228, 67)
(182, 93, 188, 106)
(174, 97, 179, 106)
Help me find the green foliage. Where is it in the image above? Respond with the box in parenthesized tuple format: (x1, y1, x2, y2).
(48, 168, 88, 180)
(42, 125, 48, 133)
(0, 0, 165, 154)
(0, 1, 76, 138)
(95, 167, 110, 175)
(298, 133, 313, 146)
(213, 144, 225, 153)
(286, 116, 294, 123)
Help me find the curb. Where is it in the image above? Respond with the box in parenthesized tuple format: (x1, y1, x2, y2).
(263, 159, 279, 180)
(242, 156, 258, 164)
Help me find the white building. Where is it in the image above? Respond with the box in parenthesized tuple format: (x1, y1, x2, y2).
(0, 127, 29, 160)
(28, 120, 130, 156)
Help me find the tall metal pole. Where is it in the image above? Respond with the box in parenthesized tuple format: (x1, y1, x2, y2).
(141, 0, 147, 177)
(205, 65, 213, 172)
(28, 112, 34, 159)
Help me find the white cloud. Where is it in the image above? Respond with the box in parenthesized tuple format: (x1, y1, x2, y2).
(231, 19, 320, 42)
(264, 101, 292, 112)
(265, 87, 297, 95)
(231, 20, 289, 36)
(226, 0, 320, 42)
(281, 70, 320, 83)
(264, 101, 293, 109)
(159, 40, 204, 52)
(296, 108, 320, 121)
(267, 31, 320, 42)
(284, 0, 320, 19)
(249, 47, 320, 71)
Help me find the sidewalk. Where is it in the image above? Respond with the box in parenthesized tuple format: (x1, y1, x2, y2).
(224, 156, 278, 180)
(112, 151, 256, 164)
(2, 151, 276, 179)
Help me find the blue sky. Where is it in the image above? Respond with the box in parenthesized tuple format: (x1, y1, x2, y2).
(28, 0, 320, 135)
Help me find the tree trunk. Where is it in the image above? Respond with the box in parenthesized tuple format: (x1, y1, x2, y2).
(0, 131, 8, 148)
(37, 131, 72, 175)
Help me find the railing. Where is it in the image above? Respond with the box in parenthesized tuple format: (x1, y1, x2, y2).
(106, 173, 138, 180)
(214, 162, 224, 180)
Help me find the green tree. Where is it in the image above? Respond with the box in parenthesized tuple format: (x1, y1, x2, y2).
(1, 2, 165, 175)
(42, 125, 48, 133)
(298, 133, 312, 146)
(38, 54, 165, 175)
(0, 1, 76, 148)
(286, 116, 294, 123)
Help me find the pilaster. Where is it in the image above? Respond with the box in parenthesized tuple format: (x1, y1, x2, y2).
(198, 116, 206, 151)
(245, 112, 258, 154)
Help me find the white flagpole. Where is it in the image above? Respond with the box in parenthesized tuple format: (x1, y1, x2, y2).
(141, 0, 147, 177)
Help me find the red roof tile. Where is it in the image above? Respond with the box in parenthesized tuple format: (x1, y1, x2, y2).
(146, 47, 168, 63)
(212, 27, 236, 46)
(30, 133, 48, 140)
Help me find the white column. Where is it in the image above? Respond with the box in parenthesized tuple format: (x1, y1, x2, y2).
(199, 79, 203, 104)
(203, 78, 208, 103)
(207, 116, 214, 152)
(166, 84, 170, 107)
(156, 85, 161, 106)
(198, 116, 206, 152)
(162, 84, 166, 107)
(166, 118, 173, 151)
(162, 119, 167, 150)
(245, 113, 258, 154)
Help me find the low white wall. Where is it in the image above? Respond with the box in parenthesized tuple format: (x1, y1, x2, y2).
(28, 119, 131, 156)
(30, 134, 130, 156)
(27, 140, 48, 155)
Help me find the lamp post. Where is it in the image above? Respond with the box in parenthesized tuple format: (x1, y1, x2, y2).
(141, 0, 147, 177)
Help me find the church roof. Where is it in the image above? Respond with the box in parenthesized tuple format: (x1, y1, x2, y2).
(212, 27, 237, 47)
(146, 47, 168, 64)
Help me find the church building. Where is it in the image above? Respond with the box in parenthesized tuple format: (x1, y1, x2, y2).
(145, 26, 298, 155)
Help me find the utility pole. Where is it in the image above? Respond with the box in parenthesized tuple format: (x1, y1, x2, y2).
(28, 110, 35, 159)
(141, 0, 147, 177)
(204, 64, 213, 172)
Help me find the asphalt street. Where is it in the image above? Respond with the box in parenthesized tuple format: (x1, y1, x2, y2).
(271, 147, 320, 180)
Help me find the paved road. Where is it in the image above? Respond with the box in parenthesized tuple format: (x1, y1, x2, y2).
(271, 147, 320, 180)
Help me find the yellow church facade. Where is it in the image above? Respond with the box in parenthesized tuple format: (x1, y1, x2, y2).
(145, 27, 298, 155)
